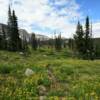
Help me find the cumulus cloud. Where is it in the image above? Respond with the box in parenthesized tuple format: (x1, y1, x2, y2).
(93, 22, 100, 37)
(0, 0, 99, 38)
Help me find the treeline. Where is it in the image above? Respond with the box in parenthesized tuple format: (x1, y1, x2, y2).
(0, 6, 100, 59)
(34, 16, 100, 60)
(68, 16, 100, 59)
(0, 6, 39, 52)
(0, 6, 63, 52)
(0, 6, 22, 51)
(7, 6, 22, 51)
(74, 16, 94, 60)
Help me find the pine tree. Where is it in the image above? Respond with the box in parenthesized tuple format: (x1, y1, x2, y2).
(68, 38, 74, 50)
(0, 25, 6, 50)
(7, 5, 12, 50)
(8, 6, 12, 27)
(21, 34, 27, 52)
(84, 16, 94, 59)
(0, 31, 2, 49)
(55, 33, 62, 51)
(85, 16, 90, 55)
(74, 21, 84, 56)
(2, 25, 7, 50)
(7, 6, 21, 51)
(31, 33, 38, 50)
(11, 10, 21, 51)
(89, 22, 95, 60)
(23, 37, 28, 53)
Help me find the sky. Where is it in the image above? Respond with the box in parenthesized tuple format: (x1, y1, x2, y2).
(0, 0, 100, 38)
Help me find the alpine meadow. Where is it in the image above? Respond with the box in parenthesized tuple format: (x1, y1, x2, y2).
(0, 0, 100, 100)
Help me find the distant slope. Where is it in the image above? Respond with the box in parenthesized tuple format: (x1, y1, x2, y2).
(93, 38, 100, 46)
(34, 34, 49, 41)
(0, 23, 99, 43)
(0, 23, 49, 41)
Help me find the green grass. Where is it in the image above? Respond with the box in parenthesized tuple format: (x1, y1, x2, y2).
(0, 49, 100, 99)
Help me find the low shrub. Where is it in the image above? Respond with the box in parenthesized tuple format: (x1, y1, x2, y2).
(0, 65, 12, 74)
(38, 77, 51, 87)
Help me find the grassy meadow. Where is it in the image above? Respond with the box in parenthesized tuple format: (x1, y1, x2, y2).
(0, 48, 100, 100)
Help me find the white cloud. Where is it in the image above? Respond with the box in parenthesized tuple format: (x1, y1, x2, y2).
(0, 0, 99, 38)
(0, 0, 9, 23)
(93, 22, 100, 37)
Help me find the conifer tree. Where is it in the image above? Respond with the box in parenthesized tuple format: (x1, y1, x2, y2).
(89, 22, 95, 60)
(0, 31, 2, 49)
(7, 6, 21, 51)
(84, 16, 94, 59)
(8, 6, 12, 28)
(11, 10, 21, 51)
(0, 25, 6, 50)
(23, 37, 28, 53)
(55, 33, 62, 51)
(31, 33, 38, 50)
(2, 25, 7, 50)
(7, 5, 12, 50)
(74, 21, 84, 55)
(74, 17, 95, 59)
(84, 16, 90, 55)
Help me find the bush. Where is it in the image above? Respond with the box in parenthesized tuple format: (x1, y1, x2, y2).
(0, 65, 12, 74)
(38, 77, 51, 87)
(47, 90, 66, 97)
(60, 66, 74, 75)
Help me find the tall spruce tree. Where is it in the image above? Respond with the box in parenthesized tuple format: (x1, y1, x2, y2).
(74, 21, 85, 56)
(0, 25, 6, 50)
(7, 5, 12, 50)
(7, 6, 21, 51)
(0, 31, 3, 49)
(55, 33, 62, 51)
(8, 6, 12, 29)
(11, 10, 21, 51)
(85, 16, 90, 54)
(23, 36, 28, 53)
(21, 33, 28, 52)
(89, 22, 95, 60)
(2, 25, 7, 50)
(85, 16, 94, 59)
(68, 38, 74, 50)
(31, 33, 38, 50)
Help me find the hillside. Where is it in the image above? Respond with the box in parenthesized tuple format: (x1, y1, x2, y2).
(0, 49, 100, 99)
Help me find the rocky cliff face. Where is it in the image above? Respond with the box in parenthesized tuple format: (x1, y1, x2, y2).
(31, 33, 49, 41)
(0, 23, 8, 34)
(19, 29, 31, 42)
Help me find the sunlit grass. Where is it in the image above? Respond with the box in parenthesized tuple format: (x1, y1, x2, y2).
(0, 49, 100, 99)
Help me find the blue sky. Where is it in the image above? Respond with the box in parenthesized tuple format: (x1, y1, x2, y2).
(0, 0, 100, 37)
(77, 0, 100, 21)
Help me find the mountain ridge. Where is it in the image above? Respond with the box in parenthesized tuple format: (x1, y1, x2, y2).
(0, 23, 50, 41)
